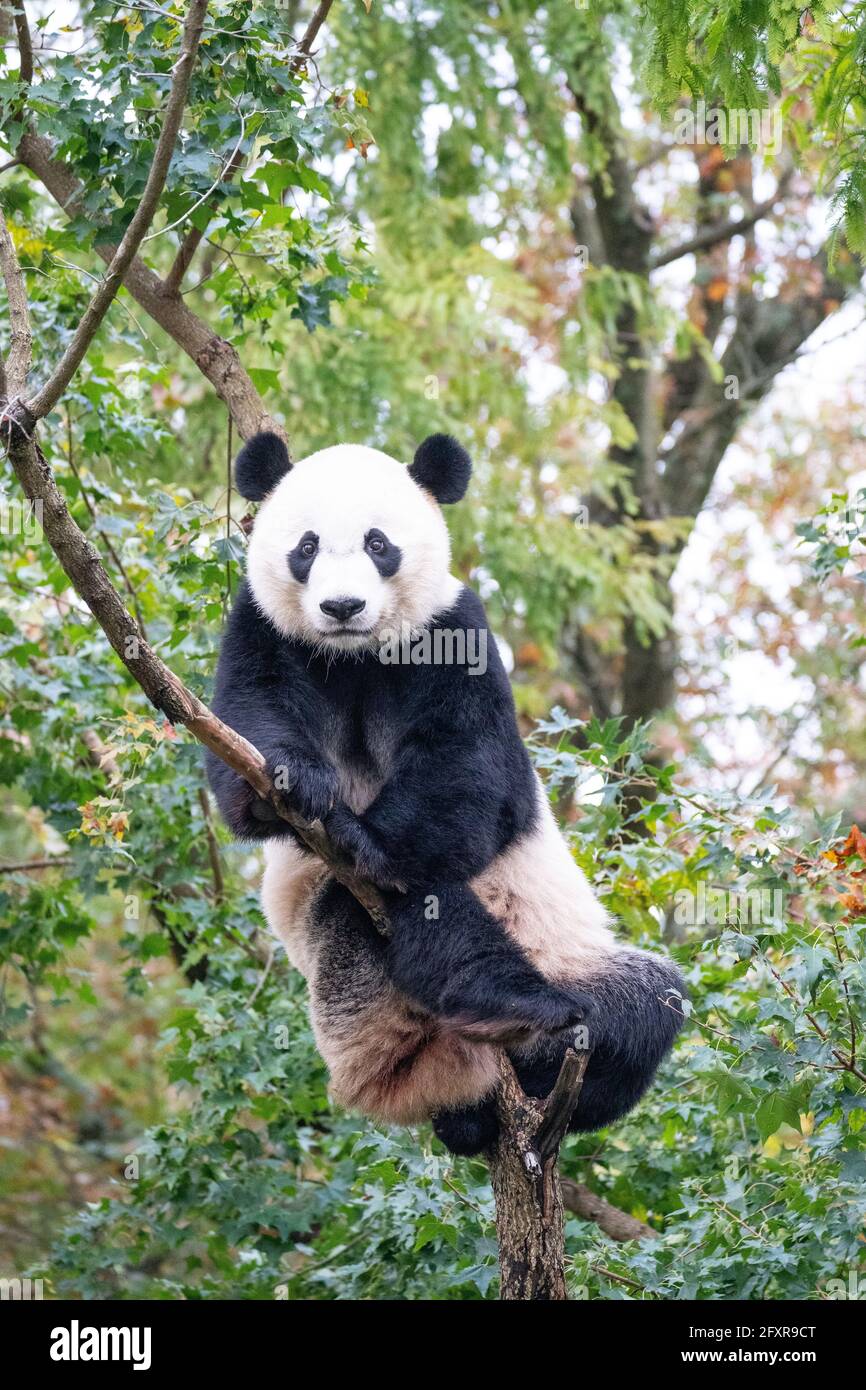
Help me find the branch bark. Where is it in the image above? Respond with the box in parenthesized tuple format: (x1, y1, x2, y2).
(490, 1048, 589, 1299)
(0, 205, 32, 398)
(560, 1179, 659, 1241)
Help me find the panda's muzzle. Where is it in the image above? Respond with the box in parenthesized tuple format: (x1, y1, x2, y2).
(320, 596, 367, 622)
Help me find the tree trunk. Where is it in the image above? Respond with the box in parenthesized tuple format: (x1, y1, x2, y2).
(489, 1049, 588, 1300)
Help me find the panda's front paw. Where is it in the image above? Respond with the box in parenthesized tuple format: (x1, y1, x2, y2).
(323, 805, 404, 890)
(545, 986, 597, 1040)
(268, 753, 339, 824)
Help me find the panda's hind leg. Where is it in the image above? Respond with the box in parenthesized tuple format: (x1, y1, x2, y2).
(385, 882, 596, 1045)
(432, 1098, 499, 1156)
(510, 950, 685, 1132)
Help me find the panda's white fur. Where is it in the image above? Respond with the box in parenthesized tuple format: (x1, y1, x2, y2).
(247, 444, 461, 652)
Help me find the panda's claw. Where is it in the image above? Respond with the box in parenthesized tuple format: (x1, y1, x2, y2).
(267, 753, 339, 825)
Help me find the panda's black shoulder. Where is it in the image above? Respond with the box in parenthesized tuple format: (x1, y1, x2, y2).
(433, 583, 490, 634)
(431, 583, 510, 688)
(214, 580, 302, 687)
(218, 580, 276, 660)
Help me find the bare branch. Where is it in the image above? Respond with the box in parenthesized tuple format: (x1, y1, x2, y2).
(534, 1047, 589, 1161)
(24, 0, 209, 421)
(661, 245, 854, 518)
(649, 181, 791, 272)
(293, 0, 336, 67)
(0, 857, 70, 874)
(13, 1, 32, 86)
(198, 786, 225, 904)
(560, 1179, 659, 1241)
(163, 140, 246, 297)
(0, 204, 32, 398)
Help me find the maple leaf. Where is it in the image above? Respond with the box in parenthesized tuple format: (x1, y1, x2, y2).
(841, 824, 866, 862)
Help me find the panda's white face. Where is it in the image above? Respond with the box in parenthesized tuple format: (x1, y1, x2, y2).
(247, 444, 461, 650)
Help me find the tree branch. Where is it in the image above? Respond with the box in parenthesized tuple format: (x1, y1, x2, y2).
(23, 0, 209, 422)
(661, 244, 855, 518)
(15, 128, 284, 444)
(163, 141, 247, 297)
(12, 1, 32, 86)
(10, 0, 282, 447)
(0, 204, 32, 398)
(560, 1179, 659, 1241)
(648, 188, 787, 271)
(489, 1045, 590, 1298)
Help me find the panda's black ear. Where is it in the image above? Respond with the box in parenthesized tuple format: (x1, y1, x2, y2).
(409, 433, 471, 505)
(234, 431, 292, 501)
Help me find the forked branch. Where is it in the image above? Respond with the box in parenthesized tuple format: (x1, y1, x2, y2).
(489, 1045, 590, 1298)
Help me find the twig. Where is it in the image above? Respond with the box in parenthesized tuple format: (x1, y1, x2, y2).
(65, 407, 149, 638)
(291, 0, 335, 70)
(535, 1047, 589, 1160)
(245, 943, 274, 1009)
(649, 190, 785, 271)
(197, 786, 225, 904)
(535, 1048, 589, 1226)
(0, 857, 70, 873)
(591, 1264, 642, 1290)
(162, 130, 247, 296)
(144, 101, 247, 249)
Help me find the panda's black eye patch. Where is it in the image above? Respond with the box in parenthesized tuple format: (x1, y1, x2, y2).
(365, 528, 401, 578)
(288, 531, 319, 582)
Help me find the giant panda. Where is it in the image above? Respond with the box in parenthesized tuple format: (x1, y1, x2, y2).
(206, 430, 684, 1155)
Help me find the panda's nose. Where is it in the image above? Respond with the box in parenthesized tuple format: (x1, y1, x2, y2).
(320, 596, 366, 621)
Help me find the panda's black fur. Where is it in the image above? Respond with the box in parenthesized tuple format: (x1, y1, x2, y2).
(207, 432, 684, 1155)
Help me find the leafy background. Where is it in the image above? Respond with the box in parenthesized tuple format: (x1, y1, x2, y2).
(1, 0, 865, 1299)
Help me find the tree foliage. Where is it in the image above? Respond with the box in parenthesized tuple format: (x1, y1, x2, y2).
(1, 0, 864, 1300)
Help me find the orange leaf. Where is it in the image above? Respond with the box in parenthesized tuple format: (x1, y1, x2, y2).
(841, 824, 866, 862)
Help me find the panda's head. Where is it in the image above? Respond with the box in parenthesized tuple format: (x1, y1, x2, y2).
(237, 432, 471, 651)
